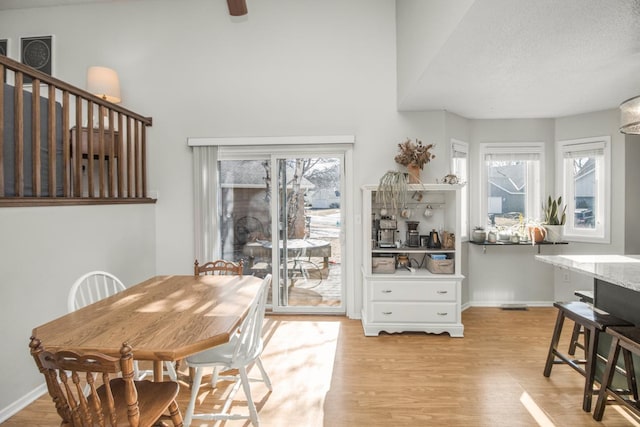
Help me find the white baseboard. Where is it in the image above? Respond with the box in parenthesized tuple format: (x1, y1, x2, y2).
(0, 383, 47, 423)
(467, 300, 554, 308)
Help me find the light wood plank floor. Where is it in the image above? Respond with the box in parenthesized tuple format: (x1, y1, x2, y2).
(5, 308, 640, 426)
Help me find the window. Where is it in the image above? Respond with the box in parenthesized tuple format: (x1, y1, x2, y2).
(479, 143, 544, 229)
(557, 136, 610, 243)
(451, 140, 469, 239)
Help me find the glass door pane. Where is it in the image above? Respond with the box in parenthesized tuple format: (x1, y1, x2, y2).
(218, 155, 344, 313)
(273, 156, 343, 312)
(218, 158, 273, 289)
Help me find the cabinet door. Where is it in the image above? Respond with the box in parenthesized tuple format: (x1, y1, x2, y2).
(371, 281, 457, 302)
(371, 302, 458, 323)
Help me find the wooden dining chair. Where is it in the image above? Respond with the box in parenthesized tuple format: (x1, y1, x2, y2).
(187, 260, 245, 383)
(29, 336, 184, 427)
(194, 259, 244, 276)
(67, 271, 177, 382)
(184, 275, 272, 427)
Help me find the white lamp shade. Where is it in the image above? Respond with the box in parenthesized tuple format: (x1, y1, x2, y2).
(620, 95, 640, 135)
(86, 66, 121, 103)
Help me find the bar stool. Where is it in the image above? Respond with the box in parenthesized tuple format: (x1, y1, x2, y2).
(543, 301, 633, 412)
(593, 325, 640, 421)
(568, 290, 594, 356)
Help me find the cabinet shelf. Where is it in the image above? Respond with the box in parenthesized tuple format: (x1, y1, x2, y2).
(372, 247, 455, 254)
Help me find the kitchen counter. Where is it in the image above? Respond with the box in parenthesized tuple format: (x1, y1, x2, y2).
(535, 254, 640, 293)
(536, 254, 640, 325)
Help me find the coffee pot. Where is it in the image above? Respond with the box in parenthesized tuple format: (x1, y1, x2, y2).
(426, 229, 441, 249)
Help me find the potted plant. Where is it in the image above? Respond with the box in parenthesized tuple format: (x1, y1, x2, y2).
(394, 138, 435, 184)
(471, 226, 486, 243)
(376, 170, 410, 212)
(526, 220, 547, 244)
(543, 196, 567, 243)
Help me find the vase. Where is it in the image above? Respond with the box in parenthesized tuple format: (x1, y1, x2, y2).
(527, 225, 545, 243)
(407, 164, 421, 184)
(544, 225, 564, 243)
(471, 228, 486, 243)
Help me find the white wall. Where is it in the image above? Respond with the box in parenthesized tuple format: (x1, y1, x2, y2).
(396, 0, 475, 108)
(0, 204, 156, 416)
(465, 118, 559, 305)
(462, 110, 628, 306)
(0, 0, 636, 417)
(625, 134, 640, 254)
(554, 109, 626, 255)
(0, 0, 449, 415)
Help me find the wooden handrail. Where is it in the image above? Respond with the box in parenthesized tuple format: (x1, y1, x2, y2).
(0, 55, 154, 206)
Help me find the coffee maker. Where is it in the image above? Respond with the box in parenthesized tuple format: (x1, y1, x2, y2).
(406, 221, 420, 247)
(377, 216, 397, 248)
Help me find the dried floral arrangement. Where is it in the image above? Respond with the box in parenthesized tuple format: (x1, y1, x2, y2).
(394, 138, 435, 170)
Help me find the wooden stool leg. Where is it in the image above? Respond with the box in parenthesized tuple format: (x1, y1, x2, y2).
(569, 322, 582, 356)
(544, 310, 566, 377)
(622, 348, 638, 400)
(594, 337, 622, 421)
(583, 326, 599, 412)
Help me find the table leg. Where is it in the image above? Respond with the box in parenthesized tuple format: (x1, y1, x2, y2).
(153, 361, 163, 382)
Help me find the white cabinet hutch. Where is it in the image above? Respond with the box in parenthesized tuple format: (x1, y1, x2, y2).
(361, 183, 464, 337)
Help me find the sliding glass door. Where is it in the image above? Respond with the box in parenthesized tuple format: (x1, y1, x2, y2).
(217, 152, 344, 313)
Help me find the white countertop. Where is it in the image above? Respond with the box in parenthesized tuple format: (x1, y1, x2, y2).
(535, 254, 640, 292)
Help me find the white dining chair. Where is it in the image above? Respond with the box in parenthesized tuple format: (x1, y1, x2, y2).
(184, 274, 272, 427)
(67, 271, 177, 381)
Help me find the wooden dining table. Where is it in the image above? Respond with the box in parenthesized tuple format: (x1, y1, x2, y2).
(31, 274, 264, 381)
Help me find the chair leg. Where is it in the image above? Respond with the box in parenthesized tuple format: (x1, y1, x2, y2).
(544, 310, 566, 377)
(594, 337, 622, 421)
(184, 367, 204, 427)
(255, 357, 272, 391)
(167, 399, 184, 426)
(165, 361, 178, 381)
(239, 365, 259, 426)
(210, 367, 219, 387)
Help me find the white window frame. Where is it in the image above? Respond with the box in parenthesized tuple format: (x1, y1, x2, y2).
(451, 139, 469, 240)
(477, 142, 545, 228)
(556, 136, 610, 243)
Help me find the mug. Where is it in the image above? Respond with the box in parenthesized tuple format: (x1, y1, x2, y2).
(401, 209, 412, 219)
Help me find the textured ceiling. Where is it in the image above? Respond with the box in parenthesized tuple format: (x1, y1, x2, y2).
(2, 0, 639, 119)
(397, 0, 640, 119)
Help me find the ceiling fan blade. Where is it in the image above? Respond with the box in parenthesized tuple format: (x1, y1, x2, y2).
(227, 0, 248, 16)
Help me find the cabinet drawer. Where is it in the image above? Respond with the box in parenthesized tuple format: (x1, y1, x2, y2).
(371, 281, 456, 302)
(371, 302, 457, 323)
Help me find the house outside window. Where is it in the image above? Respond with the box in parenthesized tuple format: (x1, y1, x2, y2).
(556, 136, 610, 243)
(479, 142, 544, 229)
(451, 139, 469, 239)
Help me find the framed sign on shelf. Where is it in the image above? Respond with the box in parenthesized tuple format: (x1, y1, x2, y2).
(20, 35, 53, 85)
